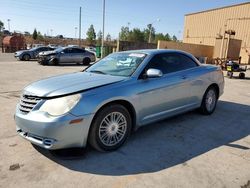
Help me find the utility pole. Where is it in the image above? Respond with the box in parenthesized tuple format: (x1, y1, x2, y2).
(101, 0, 105, 58)
(148, 18, 160, 43)
(7, 19, 10, 31)
(79, 7, 82, 47)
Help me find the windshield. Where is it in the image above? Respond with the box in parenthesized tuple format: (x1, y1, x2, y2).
(86, 52, 147, 77)
(54, 47, 64, 53)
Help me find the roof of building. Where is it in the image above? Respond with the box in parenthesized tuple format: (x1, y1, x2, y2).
(185, 2, 250, 16)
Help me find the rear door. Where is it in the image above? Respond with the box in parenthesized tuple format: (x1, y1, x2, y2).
(72, 48, 85, 63)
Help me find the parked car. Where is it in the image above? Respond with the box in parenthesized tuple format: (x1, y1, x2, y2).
(37, 47, 96, 65)
(14, 49, 224, 151)
(14, 46, 55, 61)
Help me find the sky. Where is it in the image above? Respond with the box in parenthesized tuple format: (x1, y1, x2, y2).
(0, 0, 248, 40)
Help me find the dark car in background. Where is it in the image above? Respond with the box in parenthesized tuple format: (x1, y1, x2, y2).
(14, 46, 55, 61)
(37, 47, 96, 65)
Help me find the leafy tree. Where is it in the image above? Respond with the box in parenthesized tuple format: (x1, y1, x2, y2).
(165, 33, 171, 41)
(127, 28, 144, 42)
(172, 35, 178, 42)
(119, 26, 129, 41)
(32, 28, 38, 40)
(96, 30, 102, 45)
(106, 33, 111, 41)
(86, 24, 96, 43)
(37, 31, 44, 40)
(0, 20, 4, 32)
(154, 33, 166, 42)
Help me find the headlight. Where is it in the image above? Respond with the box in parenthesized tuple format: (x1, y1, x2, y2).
(49, 55, 55, 59)
(39, 94, 81, 116)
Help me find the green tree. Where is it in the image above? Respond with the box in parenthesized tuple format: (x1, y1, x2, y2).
(154, 33, 166, 42)
(32, 28, 38, 40)
(37, 31, 44, 40)
(127, 28, 144, 42)
(86, 24, 96, 43)
(119, 26, 129, 41)
(165, 33, 171, 41)
(106, 33, 111, 41)
(0, 20, 4, 32)
(172, 35, 178, 42)
(96, 30, 102, 45)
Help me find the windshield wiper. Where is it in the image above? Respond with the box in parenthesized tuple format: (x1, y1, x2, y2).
(89, 70, 107, 75)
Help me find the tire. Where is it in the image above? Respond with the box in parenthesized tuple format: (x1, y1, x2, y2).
(199, 86, 218, 115)
(227, 72, 233, 79)
(88, 104, 132, 152)
(239, 72, 245, 79)
(51, 58, 58, 66)
(82, 58, 91, 65)
(22, 54, 31, 61)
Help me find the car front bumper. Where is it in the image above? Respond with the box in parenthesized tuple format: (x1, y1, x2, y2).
(14, 108, 94, 150)
(14, 54, 21, 60)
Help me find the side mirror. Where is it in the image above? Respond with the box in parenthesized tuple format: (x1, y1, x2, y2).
(61, 51, 64, 54)
(146, 68, 163, 78)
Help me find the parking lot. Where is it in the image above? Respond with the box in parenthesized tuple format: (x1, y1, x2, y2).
(0, 52, 250, 188)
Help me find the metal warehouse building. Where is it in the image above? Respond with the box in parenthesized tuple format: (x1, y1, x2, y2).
(183, 2, 250, 64)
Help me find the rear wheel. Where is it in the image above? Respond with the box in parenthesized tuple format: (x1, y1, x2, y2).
(89, 104, 132, 152)
(239, 72, 245, 79)
(82, 58, 91, 65)
(23, 54, 30, 61)
(200, 87, 218, 115)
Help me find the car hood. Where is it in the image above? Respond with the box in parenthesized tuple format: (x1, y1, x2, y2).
(23, 72, 126, 97)
(39, 50, 56, 56)
(15, 50, 28, 54)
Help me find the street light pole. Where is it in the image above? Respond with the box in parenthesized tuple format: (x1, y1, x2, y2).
(7, 19, 11, 31)
(148, 18, 160, 43)
(79, 6, 82, 47)
(101, 0, 105, 58)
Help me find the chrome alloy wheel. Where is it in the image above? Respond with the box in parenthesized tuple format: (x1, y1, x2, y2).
(98, 112, 127, 146)
(205, 89, 216, 112)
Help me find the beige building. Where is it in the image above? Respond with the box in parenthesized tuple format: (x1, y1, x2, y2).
(183, 2, 250, 64)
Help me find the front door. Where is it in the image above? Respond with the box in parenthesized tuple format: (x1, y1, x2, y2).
(137, 52, 199, 125)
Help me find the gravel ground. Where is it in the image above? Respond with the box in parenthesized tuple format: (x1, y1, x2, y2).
(0, 53, 250, 188)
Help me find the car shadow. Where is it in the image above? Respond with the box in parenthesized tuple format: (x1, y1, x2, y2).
(33, 100, 250, 176)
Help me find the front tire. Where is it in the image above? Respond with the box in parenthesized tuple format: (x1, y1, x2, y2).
(22, 54, 31, 61)
(89, 104, 132, 152)
(51, 58, 58, 66)
(200, 87, 218, 115)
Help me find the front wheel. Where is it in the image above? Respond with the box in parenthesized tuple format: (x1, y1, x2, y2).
(200, 87, 218, 115)
(89, 104, 132, 152)
(22, 54, 30, 61)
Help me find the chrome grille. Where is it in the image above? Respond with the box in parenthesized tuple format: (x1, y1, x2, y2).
(19, 95, 41, 114)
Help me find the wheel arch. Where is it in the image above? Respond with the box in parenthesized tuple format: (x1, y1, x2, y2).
(206, 83, 220, 99)
(91, 99, 137, 131)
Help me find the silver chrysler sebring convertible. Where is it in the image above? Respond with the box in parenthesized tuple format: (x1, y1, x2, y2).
(14, 49, 224, 151)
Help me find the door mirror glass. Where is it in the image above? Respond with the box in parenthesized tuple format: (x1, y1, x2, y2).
(146, 68, 163, 78)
